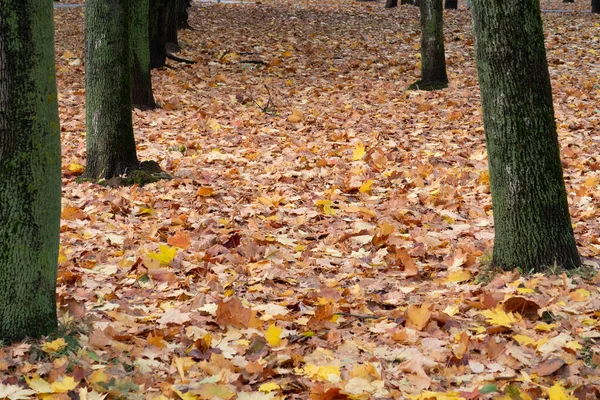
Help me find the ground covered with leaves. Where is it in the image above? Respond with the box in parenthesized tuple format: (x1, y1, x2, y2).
(1, 1, 599, 399)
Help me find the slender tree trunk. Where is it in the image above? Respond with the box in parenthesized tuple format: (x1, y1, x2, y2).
(85, 0, 139, 179)
(444, 0, 457, 8)
(166, 0, 179, 48)
(472, 0, 580, 271)
(150, 0, 169, 68)
(178, 0, 192, 29)
(385, 0, 399, 8)
(132, 0, 156, 109)
(0, 0, 61, 341)
(593, 0, 599, 13)
(413, 0, 448, 90)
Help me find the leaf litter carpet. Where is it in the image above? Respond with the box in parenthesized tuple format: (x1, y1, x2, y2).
(3, 1, 600, 399)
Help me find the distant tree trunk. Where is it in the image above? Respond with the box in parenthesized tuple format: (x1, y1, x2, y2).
(444, 0, 457, 8)
(593, 0, 599, 13)
(401, 0, 420, 5)
(0, 0, 61, 341)
(562, 0, 574, 3)
(385, 0, 399, 7)
(178, 0, 192, 29)
(166, 0, 179, 48)
(150, 0, 169, 68)
(85, 0, 139, 178)
(412, 0, 448, 90)
(472, 0, 580, 271)
(132, 0, 156, 109)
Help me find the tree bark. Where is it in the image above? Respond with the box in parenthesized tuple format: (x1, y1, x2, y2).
(444, 0, 458, 8)
(150, 0, 169, 68)
(178, 0, 192, 29)
(85, 0, 139, 179)
(0, 0, 61, 340)
(593, 0, 599, 13)
(385, 0, 399, 8)
(414, 0, 448, 90)
(166, 0, 179, 48)
(472, 0, 580, 271)
(132, 0, 156, 109)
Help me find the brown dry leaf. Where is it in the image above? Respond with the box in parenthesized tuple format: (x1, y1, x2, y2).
(167, 230, 191, 249)
(532, 358, 566, 377)
(216, 298, 252, 328)
(406, 303, 432, 331)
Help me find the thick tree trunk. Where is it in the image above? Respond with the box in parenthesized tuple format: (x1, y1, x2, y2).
(0, 0, 61, 340)
(132, 0, 156, 109)
(85, 0, 139, 178)
(414, 0, 448, 90)
(150, 0, 169, 68)
(444, 0, 457, 8)
(385, 0, 399, 8)
(593, 0, 600, 13)
(472, 0, 580, 271)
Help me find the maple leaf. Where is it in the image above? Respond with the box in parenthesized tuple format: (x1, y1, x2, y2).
(406, 303, 432, 331)
(481, 306, 518, 328)
(264, 324, 282, 347)
(147, 244, 177, 265)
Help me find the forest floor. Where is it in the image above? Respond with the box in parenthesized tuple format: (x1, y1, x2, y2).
(2, 1, 599, 399)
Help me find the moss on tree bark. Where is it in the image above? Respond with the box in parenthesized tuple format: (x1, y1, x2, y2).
(472, 0, 580, 271)
(0, 0, 61, 340)
(85, 0, 139, 179)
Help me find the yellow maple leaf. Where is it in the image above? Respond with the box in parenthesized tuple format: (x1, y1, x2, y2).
(547, 382, 575, 400)
(67, 162, 85, 175)
(535, 322, 557, 332)
(41, 338, 67, 353)
(564, 340, 582, 351)
(26, 376, 53, 393)
(300, 364, 341, 382)
(208, 119, 221, 132)
(265, 324, 282, 347)
(258, 382, 281, 392)
(408, 390, 465, 400)
(50, 376, 79, 393)
(359, 179, 373, 193)
(353, 143, 366, 161)
(512, 334, 536, 346)
(62, 50, 74, 59)
(148, 244, 177, 266)
(481, 306, 517, 328)
(175, 389, 198, 400)
(446, 269, 472, 283)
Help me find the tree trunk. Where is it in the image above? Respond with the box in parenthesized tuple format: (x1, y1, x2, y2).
(131, 0, 156, 109)
(562, 0, 574, 3)
(0, 0, 61, 341)
(166, 0, 179, 48)
(150, 0, 169, 68)
(178, 0, 192, 29)
(414, 0, 448, 90)
(593, 0, 600, 13)
(471, 0, 580, 271)
(85, 0, 139, 179)
(444, 0, 457, 8)
(401, 0, 420, 5)
(385, 0, 399, 8)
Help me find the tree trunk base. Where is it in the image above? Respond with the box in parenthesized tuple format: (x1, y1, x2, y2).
(80, 160, 170, 187)
(408, 80, 448, 91)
